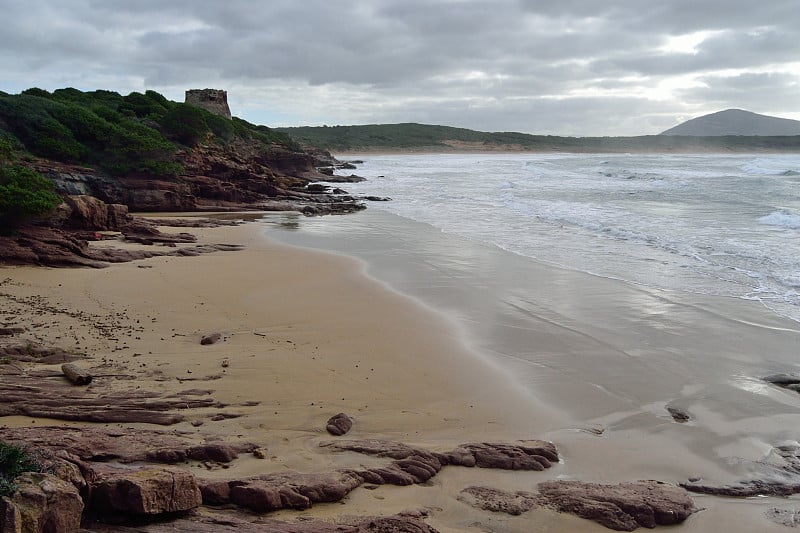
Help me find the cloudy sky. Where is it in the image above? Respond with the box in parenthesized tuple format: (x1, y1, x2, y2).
(2, 0, 798, 136)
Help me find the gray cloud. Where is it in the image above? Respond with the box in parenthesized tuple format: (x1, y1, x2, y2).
(0, 0, 797, 135)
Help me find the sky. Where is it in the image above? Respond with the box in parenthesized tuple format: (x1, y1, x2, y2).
(1, 0, 798, 136)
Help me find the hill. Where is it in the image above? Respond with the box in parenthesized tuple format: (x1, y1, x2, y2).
(0, 87, 363, 215)
(277, 123, 800, 153)
(660, 109, 800, 136)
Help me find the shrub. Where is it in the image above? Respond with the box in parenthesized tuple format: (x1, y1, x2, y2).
(0, 164, 62, 229)
(0, 441, 43, 497)
(159, 103, 213, 146)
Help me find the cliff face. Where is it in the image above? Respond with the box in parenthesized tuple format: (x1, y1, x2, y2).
(36, 138, 365, 215)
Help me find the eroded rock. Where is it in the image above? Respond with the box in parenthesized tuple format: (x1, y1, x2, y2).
(537, 480, 695, 531)
(458, 486, 537, 516)
(326, 413, 353, 436)
(201, 471, 363, 512)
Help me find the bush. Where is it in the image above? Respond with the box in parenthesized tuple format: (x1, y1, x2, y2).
(0, 441, 43, 497)
(0, 164, 62, 228)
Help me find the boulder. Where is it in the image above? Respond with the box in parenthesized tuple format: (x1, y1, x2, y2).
(90, 466, 202, 515)
(325, 413, 353, 436)
(63, 195, 130, 231)
(3, 472, 83, 533)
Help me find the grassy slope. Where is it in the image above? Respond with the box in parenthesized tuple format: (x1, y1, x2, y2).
(277, 123, 800, 153)
(0, 88, 299, 177)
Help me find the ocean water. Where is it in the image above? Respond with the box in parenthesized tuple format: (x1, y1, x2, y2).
(342, 153, 800, 323)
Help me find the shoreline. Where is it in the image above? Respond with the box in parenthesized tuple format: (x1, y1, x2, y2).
(2, 214, 798, 531)
(0, 218, 574, 532)
(265, 209, 800, 532)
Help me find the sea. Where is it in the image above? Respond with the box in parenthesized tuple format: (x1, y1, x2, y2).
(336, 153, 800, 324)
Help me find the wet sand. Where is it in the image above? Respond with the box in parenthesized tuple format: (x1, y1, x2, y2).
(267, 209, 800, 531)
(2, 212, 800, 531)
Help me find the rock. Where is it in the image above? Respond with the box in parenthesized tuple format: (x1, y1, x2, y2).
(666, 406, 691, 423)
(537, 480, 695, 531)
(81, 512, 440, 532)
(764, 373, 800, 386)
(326, 413, 353, 436)
(0, 225, 242, 268)
(3, 472, 83, 533)
(458, 486, 538, 516)
(0, 327, 25, 336)
(0, 427, 256, 467)
(200, 333, 222, 345)
(0, 344, 80, 364)
(186, 443, 239, 463)
(91, 466, 202, 515)
(0, 375, 226, 425)
(681, 479, 800, 497)
(63, 195, 131, 231)
(203, 471, 364, 512)
(451, 441, 559, 470)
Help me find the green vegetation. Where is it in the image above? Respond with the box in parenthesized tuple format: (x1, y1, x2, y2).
(0, 87, 299, 178)
(0, 164, 62, 229)
(278, 123, 800, 153)
(0, 132, 61, 230)
(0, 441, 43, 497)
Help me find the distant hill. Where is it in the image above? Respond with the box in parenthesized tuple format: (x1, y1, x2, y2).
(661, 109, 800, 136)
(278, 123, 800, 153)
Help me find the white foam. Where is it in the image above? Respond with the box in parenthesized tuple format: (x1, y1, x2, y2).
(759, 210, 800, 230)
(343, 153, 800, 323)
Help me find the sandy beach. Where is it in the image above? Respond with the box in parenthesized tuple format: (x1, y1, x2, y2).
(2, 214, 799, 531)
(0, 218, 576, 532)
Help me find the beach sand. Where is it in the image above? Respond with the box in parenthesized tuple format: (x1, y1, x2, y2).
(2, 215, 798, 531)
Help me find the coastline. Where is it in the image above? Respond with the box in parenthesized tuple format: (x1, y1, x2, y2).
(0, 217, 573, 532)
(266, 209, 800, 532)
(2, 212, 798, 531)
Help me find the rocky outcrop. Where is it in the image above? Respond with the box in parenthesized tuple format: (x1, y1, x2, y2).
(201, 471, 363, 512)
(0, 427, 257, 468)
(459, 481, 695, 531)
(324, 439, 558, 471)
(62, 195, 131, 231)
(537, 480, 695, 531)
(0, 472, 83, 533)
(200, 439, 559, 514)
(0, 373, 227, 425)
(35, 140, 367, 216)
(85, 511, 441, 532)
(0, 225, 243, 268)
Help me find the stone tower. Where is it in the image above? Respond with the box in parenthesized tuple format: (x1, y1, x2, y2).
(184, 89, 232, 119)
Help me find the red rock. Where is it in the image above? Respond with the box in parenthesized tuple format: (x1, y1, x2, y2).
(537, 480, 695, 531)
(3, 472, 84, 533)
(91, 466, 202, 515)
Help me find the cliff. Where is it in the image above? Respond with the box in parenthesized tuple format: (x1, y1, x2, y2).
(0, 88, 373, 266)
